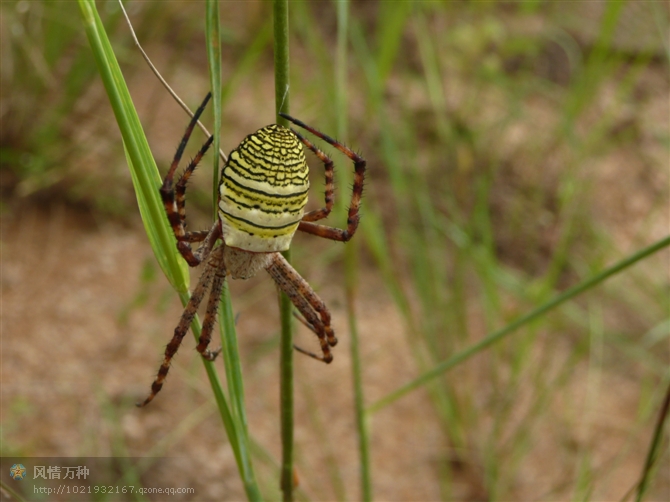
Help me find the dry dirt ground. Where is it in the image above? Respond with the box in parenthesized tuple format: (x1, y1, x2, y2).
(1, 199, 667, 502)
(0, 202, 446, 501)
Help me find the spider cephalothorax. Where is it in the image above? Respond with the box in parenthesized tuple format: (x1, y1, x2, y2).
(139, 92, 365, 406)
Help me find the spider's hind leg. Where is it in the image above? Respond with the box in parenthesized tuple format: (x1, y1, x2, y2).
(195, 252, 227, 361)
(291, 310, 335, 361)
(265, 253, 336, 363)
(137, 245, 224, 407)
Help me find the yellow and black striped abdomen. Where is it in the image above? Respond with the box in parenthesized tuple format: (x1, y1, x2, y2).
(218, 124, 309, 252)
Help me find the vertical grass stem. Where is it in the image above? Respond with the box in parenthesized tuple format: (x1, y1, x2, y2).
(273, 1, 294, 500)
(335, 1, 372, 500)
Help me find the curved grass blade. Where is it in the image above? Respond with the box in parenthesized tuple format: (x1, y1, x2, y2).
(368, 235, 670, 413)
(79, 0, 187, 290)
(79, 2, 261, 500)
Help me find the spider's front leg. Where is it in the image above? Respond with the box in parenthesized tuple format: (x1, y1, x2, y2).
(265, 253, 336, 363)
(279, 112, 366, 243)
(160, 92, 217, 266)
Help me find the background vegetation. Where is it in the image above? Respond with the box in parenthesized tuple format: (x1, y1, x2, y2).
(2, 1, 668, 501)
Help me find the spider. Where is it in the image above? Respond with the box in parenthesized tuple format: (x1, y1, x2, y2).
(138, 92, 365, 407)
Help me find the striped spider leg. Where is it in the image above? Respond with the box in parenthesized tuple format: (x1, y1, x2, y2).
(139, 92, 225, 407)
(277, 112, 366, 360)
(266, 252, 336, 362)
(139, 93, 365, 405)
(279, 112, 366, 243)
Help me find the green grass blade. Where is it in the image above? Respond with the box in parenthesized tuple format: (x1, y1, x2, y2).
(368, 235, 670, 413)
(79, 0, 187, 290)
(206, 0, 222, 209)
(205, 3, 262, 500)
(80, 2, 260, 499)
(335, 2, 372, 500)
(635, 380, 670, 502)
(273, 2, 294, 500)
(218, 281, 263, 501)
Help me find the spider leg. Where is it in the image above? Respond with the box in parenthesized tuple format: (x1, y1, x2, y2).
(291, 310, 334, 360)
(181, 230, 211, 243)
(291, 131, 334, 223)
(279, 113, 366, 242)
(163, 92, 211, 190)
(137, 245, 224, 407)
(165, 135, 215, 263)
(177, 222, 221, 267)
(174, 136, 212, 234)
(195, 253, 226, 361)
(292, 309, 316, 331)
(266, 253, 336, 363)
(160, 92, 216, 266)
